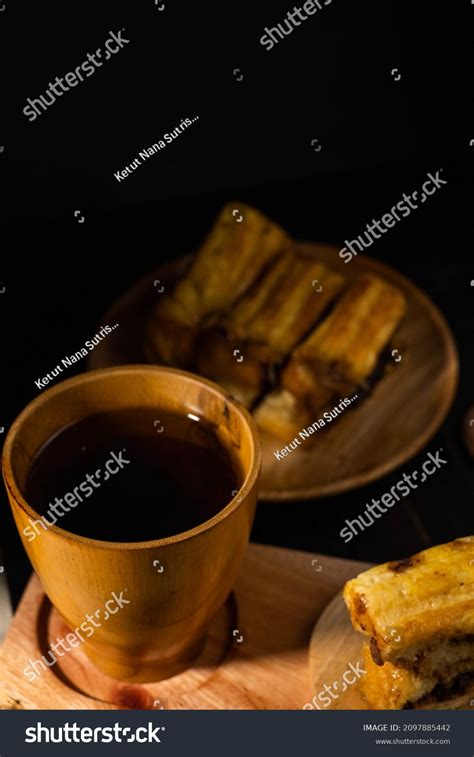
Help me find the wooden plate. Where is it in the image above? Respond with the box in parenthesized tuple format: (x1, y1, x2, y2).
(88, 242, 459, 502)
(308, 577, 370, 710)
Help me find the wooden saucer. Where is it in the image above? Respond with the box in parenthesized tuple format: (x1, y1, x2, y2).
(309, 585, 369, 710)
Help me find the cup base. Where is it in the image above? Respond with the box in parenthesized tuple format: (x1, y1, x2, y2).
(85, 633, 209, 684)
(43, 592, 237, 701)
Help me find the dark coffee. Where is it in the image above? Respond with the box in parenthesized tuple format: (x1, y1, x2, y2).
(24, 407, 240, 542)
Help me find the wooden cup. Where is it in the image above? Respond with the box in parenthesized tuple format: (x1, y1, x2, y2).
(2, 365, 262, 682)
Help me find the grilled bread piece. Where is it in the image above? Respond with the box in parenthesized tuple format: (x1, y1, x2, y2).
(282, 272, 407, 409)
(194, 328, 266, 407)
(361, 642, 474, 710)
(195, 252, 345, 407)
(223, 253, 345, 361)
(146, 202, 290, 366)
(253, 389, 310, 438)
(255, 273, 406, 439)
(361, 642, 434, 709)
(344, 537, 474, 682)
(361, 643, 474, 710)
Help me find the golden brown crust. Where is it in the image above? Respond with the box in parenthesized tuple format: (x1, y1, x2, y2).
(352, 539, 474, 710)
(254, 273, 407, 439)
(224, 253, 345, 360)
(361, 643, 434, 709)
(194, 252, 345, 403)
(344, 537, 474, 679)
(281, 272, 407, 411)
(146, 202, 290, 365)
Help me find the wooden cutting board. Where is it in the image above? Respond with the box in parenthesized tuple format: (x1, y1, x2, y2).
(0, 543, 365, 711)
(88, 242, 458, 501)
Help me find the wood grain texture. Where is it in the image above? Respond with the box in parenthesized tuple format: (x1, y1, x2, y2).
(88, 243, 458, 501)
(0, 544, 365, 710)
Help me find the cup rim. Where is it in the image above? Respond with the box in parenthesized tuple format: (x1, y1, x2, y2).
(2, 365, 262, 551)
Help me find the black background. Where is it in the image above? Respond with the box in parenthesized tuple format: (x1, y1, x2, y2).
(1, 0, 473, 607)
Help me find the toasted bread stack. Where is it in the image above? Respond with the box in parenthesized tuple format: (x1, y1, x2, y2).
(254, 272, 406, 437)
(344, 537, 474, 709)
(195, 251, 345, 406)
(146, 202, 407, 441)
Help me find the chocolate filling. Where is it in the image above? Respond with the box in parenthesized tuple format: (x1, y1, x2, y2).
(404, 671, 474, 709)
(370, 637, 383, 666)
(398, 634, 474, 675)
